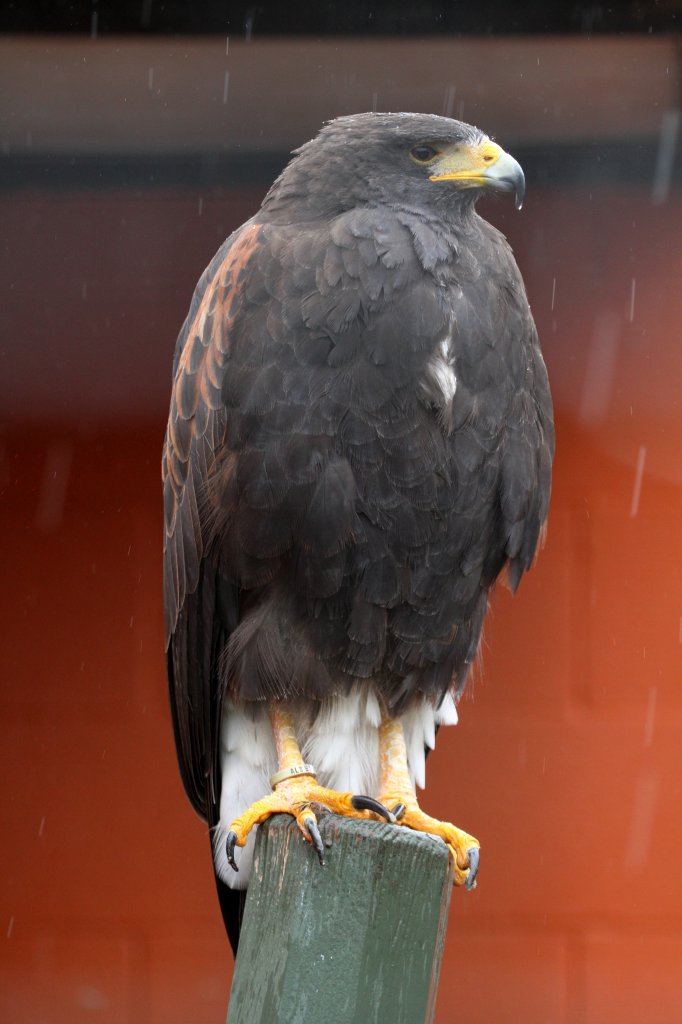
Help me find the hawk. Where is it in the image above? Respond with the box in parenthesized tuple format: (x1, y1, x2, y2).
(163, 112, 554, 951)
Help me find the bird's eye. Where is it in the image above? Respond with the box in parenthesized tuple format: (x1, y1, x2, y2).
(410, 145, 439, 164)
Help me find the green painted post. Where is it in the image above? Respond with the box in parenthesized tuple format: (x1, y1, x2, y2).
(226, 813, 454, 1024)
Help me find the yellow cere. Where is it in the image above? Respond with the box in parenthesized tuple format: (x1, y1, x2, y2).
(428, 139, 503, 183)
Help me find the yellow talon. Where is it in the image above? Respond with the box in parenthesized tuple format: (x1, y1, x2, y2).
(225, 704, 392, 872)
(382, 795, 480, 887)
(378, 710, 480, 890)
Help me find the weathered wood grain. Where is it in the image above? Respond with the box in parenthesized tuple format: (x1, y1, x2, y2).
(227, 813, 453, 1024)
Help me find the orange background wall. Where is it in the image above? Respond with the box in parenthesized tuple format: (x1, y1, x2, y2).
(2, 180, 681, 1023)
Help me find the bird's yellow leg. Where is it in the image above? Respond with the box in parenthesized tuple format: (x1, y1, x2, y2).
(377, 710, 480, 889)
(225, 703, 393, 871)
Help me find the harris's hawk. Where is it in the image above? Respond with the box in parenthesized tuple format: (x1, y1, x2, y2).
(163, 112, 554, 952)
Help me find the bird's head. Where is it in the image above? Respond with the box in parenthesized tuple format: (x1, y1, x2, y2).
(263, 112, 525, 218)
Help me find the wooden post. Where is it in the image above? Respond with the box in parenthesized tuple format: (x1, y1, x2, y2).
(226, 813, 454, 1024)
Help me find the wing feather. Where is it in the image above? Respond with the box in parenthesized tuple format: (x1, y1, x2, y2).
(163, 222, 261, 818)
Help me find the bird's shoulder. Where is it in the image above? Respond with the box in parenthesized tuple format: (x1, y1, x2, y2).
(237, 206, 454, 359)
(257, 204, 460, 292)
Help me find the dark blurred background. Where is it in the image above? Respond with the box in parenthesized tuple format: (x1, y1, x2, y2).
(2, 3, 682, 1022)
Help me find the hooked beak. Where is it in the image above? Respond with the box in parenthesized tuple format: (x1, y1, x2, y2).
(429, 139, 526, 210)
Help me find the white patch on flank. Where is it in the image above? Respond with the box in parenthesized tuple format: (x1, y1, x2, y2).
(214, 688, 459, 886)
(422, 329, 457, 430)
(430, 338, 457, 405)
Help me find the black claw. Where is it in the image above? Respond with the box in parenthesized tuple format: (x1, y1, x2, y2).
(226, 830, 239, 872)
(391, 802, 407, 822)
(305, 818, 326, 866)
(350, 794, 396, 823)
(465, 846, 480, 891)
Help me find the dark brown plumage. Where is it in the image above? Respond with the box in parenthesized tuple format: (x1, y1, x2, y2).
(163, 112, 554, 948)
